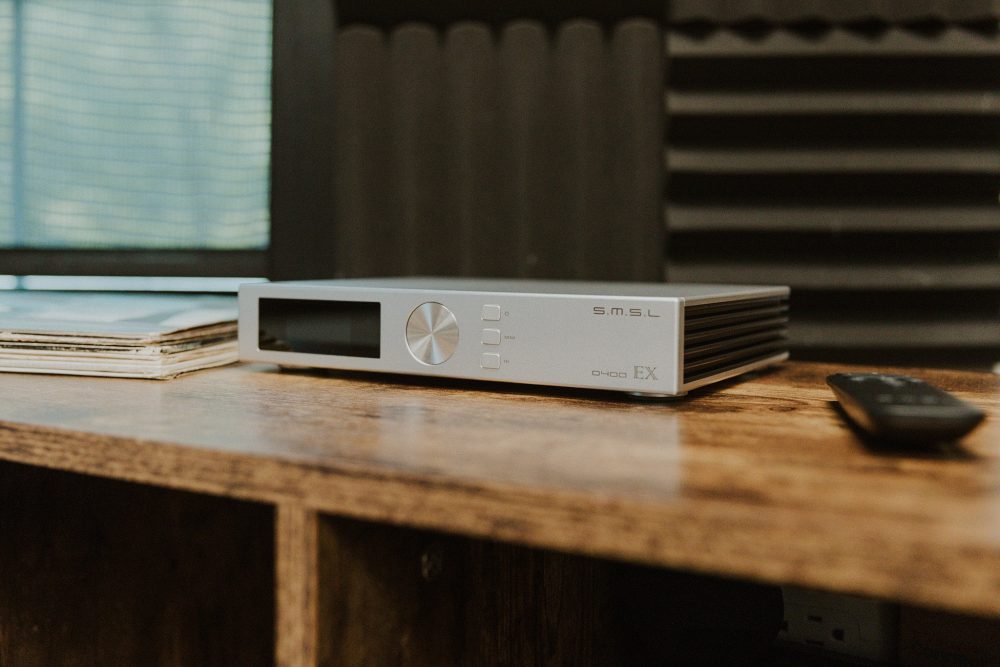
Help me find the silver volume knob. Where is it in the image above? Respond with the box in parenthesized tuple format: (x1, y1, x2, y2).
(405, 302, 459, 365)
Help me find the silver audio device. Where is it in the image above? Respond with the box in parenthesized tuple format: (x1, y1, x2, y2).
(238, 278, 790, 396)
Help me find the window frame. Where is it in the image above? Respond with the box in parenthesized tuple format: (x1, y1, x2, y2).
(0, 249, 267, 277)
(267, 0, 338, 281)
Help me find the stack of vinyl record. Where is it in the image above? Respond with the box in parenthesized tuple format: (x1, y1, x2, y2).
(0, 292, 239, 379)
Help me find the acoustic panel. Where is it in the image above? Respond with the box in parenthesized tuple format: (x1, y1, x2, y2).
(332, 18, 665, 281)
(664, 18, 1000, 366)
(669, 0, 1000, 23)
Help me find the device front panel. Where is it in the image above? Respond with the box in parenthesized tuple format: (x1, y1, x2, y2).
(241, 286, 682, 394)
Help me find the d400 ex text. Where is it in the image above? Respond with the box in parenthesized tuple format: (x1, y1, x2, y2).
(591, 366, 658, 381)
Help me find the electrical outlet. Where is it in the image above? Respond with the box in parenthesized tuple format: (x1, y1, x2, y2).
(778, 587, 898, 662)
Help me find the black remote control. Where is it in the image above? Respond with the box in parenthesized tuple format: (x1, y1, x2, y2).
(827, 372, 985, 444)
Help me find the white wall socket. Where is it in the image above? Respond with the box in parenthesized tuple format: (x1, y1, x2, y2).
(778, 587, 898, 662)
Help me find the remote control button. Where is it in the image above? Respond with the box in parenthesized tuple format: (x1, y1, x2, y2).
(480, 353, 501, 369)
(482, 328, 501, 345)
(481, 304, 501, 321)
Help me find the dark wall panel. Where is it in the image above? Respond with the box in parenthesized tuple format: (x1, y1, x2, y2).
(270, 0, 338, 280)
(330, 17, 665, 281)
(669, 0, 1000, 23)
(664, 20, 1000, 367)
(444, 23, 505, 275)
(332, 25, 392, 277)
(0, 463, 274, 666)
(271, 1, 998, 367)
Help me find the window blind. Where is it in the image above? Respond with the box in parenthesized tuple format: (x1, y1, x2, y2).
(2, 0, 271, 250)
(0, 3, 12, 244)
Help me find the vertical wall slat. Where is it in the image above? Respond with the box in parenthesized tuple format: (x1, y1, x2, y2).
(443, 22, 505, 276)
(497, 21, 552, 278)
(333, 26, 391, 277)
(609, 19, 665, 281)
(389, 24, 451, 275)
(553, 20, 611, 278)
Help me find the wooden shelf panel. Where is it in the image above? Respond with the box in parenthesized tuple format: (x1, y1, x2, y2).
(0, 463, 274, 665)
(0, 362, 997, 616)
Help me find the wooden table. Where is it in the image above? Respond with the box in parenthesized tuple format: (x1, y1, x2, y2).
(0, 361, 997, 665)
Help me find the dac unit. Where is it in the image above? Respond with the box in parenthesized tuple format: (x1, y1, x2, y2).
(238, 278, 789, 396)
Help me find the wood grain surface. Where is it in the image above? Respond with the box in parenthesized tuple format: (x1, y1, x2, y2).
(316, 515, 615, 665)
(315, 514, 781, 666)
(0, 462, 274, 666)
(276, 505, 320, 667)
(0, 361, 997, 616)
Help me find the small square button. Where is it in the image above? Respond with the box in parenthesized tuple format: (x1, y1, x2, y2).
(482, 328, 501, 345)
(481, 304, 501, 321)
(480, 353, 501, 369)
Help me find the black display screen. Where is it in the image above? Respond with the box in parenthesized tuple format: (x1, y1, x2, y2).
(259, 299, 380, 358)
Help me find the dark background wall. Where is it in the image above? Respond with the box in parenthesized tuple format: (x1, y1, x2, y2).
(271, 0, 1000, 369)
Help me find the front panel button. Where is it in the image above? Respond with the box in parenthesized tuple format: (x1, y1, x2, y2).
(482, 328, 501, 345)
(481, 304, 501, 321)
(480, 353, 501, 369)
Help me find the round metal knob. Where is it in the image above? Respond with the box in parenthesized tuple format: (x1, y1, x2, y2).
(405, 302, 459, 365)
